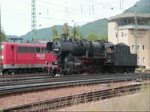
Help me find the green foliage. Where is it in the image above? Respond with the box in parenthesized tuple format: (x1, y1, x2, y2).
(1, 28, 6, 41)
(72, 26, 79, 38)
(79, 19, 108, 39)
(62, 23, 70, 37)
(99, 35, 108, 40)
(79, 32, 84, 39)
(87, 32, 108, 40)
(86, 33, 108, 41)
(87, 32, 98, 40)
(51, 26, 59, 40)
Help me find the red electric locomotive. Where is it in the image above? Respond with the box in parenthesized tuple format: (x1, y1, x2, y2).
(0, 42, 56, 75)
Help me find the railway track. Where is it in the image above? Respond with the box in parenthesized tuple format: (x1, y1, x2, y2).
(0, 73, 48, 78)
(0, 72, 149, 84)
(1, 82, 149, 112)
(0, 74, 120, 86)
(0, 73, 149, 95)
(0, 74, 50, 82)
(0, 75, 53, 86)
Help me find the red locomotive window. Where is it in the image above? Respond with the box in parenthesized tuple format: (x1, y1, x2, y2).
(17, 46, 35, 53)
(11, 46, 14, 51)
(11, 46, 15, 61)
(36, 47, 41, 53)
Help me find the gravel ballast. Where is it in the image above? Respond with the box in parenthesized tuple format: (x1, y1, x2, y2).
(0, 81, 141, 108)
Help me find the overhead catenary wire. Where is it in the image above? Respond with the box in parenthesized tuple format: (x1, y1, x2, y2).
(36, 0, 122, 27)
(1, 0, 140, 36)
(37, 0, 124, 15)
(36, 0, 140, 30)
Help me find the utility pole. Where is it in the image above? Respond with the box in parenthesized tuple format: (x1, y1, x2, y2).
(31, 0, 37, 41)
(134, 5, 138, 54)
(116, 21, 119, 44)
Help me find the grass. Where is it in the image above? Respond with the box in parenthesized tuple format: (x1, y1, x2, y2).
(58, 85, 150, 111)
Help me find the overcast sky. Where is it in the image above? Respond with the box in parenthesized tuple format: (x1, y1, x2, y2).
(1, 0, 139, 36)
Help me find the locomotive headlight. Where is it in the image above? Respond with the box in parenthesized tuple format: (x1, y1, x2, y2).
(53, 48, 60, 55)
(54, 48, 59, 51)
(45, 61, 48, 64)
(0, 55, 4, 59)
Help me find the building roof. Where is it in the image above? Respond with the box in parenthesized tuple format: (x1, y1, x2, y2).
(109, 13, 150, 21)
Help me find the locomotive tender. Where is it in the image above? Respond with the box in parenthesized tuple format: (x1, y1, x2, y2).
(46, 34, 137, 76)
(0, 42, 56, 75)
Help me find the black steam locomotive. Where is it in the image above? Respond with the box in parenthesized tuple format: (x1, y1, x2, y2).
(46, 34, 137, 76)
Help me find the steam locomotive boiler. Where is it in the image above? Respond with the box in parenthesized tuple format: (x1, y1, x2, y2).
(46, 34, 137, 76)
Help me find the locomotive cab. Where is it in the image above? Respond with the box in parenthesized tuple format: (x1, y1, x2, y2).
(104, 43, 115, 64)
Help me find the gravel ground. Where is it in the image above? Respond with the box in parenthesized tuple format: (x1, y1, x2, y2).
(0, 81, 142, 108)
(58, 94, 141, 111)
(58, 86, 150, 111)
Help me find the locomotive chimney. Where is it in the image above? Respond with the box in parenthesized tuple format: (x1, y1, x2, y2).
(61, 34, 67, 41)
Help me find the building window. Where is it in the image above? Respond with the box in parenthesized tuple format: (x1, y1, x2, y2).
(142, 57, 145, 62)
(142, 45, 145, 50)
(132, 45, 140, 51)
(115, 33, 118, 37)
(121, 32, 123, 37)
(132, 45, 134, 50)
(137, 45, 139, 51)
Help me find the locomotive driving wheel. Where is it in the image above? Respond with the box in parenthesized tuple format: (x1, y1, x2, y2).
(49, 69, 57, 77)
(85, 65, 95, 74)
(65, 63, 75, 75)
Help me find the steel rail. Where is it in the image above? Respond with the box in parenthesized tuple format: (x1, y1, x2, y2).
(0, 74, 121, 86)
(1, 82, 149, 112)
(0, 75, 51, 82)
(0, 74, 48, 78)
(0, 73, 149, 85)
(0, 74, 149, 95)
(0, 72, 148, 82)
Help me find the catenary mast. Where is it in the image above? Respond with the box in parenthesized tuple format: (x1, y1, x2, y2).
(31, 0, 37, 41)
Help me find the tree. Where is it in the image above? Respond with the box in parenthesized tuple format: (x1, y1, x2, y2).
(1, 28, 6, 41)
(100, 36, 108, 40)
(72, 26, 79, 38)
(51, 26, 59, 40)
(87, 32, 97, 41)
(98, 35, 108, 41)
(62, 23, 70, 37)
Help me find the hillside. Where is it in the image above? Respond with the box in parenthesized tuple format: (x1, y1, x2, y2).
(7, 19, 108, 42)
(20, 25, 64, 42)
(124, 0, 150, 13)
(79, 19, 108, 38)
